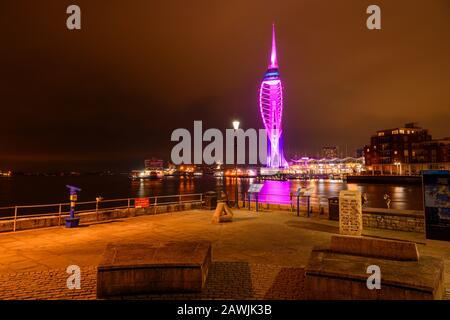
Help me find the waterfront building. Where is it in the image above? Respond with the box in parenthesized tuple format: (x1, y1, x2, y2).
(130, 158, 164, 179)
(259, 24, 288, 169)
(144, 158, 164, 171)
(289, 157, 365, 176)
(364, 123, 450, 175)
(412, 137, 450, 163)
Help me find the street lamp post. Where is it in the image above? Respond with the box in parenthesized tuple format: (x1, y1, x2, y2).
(232, 120, 240, 208)
(394, 161, 402, 176)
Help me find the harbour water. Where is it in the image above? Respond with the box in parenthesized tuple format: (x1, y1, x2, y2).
(0, 175, 423, 210)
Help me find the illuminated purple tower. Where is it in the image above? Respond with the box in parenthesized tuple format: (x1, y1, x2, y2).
(259, 24, 288, 168)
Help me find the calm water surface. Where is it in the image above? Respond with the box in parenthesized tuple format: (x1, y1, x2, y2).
(0, 175, 423, 210)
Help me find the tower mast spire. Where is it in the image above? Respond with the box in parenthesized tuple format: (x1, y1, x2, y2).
(270, 23, 278, 68)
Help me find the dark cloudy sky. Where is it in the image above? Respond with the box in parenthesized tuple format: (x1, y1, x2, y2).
(1, 0, 449, 171)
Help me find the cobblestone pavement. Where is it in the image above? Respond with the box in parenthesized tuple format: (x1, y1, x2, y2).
(0, 263, 305, 300)
(0, 266, 97, 300)
(0, 209, 448, 300)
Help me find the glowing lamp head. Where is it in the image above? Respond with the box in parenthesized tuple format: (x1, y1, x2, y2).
(232, 120, 240, 130)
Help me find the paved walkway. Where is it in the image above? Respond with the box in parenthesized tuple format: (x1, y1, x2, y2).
(0, 209, 448, 299)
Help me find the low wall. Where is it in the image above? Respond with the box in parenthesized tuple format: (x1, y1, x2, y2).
(362, 207, 424, 233)
(0, 202, 203, 233)
(238, 200, 425, 233)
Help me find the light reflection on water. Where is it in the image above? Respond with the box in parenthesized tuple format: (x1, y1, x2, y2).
(0, 175, 423, 210)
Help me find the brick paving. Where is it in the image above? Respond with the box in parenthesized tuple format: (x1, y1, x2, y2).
(0, 263, 305, 300)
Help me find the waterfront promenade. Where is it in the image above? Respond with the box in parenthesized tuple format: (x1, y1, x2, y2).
(0, 209, 449, 299)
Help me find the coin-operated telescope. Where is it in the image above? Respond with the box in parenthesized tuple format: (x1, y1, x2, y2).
(65, 185, 82, 228)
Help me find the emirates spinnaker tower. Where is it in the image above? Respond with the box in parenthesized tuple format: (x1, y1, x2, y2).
(259, 24, 288, 168)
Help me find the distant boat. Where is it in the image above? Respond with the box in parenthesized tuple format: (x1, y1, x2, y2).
(0, 171, 12, 178)
(130, 170, 163, 180)
(214, 171, 224, 177)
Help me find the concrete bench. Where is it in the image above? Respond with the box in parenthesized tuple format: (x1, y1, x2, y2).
(305, 236, 445, 300)
(97, 241, 212, 298)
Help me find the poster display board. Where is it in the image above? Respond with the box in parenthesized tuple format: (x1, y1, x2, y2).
(423, 170, 450, 241)
(339, 190, 362, 236)
(135, 198, 150, 208)
(248, 183, 264, 193)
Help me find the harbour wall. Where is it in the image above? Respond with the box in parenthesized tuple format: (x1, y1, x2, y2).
(346, 175, 422, 184)
(0, 202, 203, 233)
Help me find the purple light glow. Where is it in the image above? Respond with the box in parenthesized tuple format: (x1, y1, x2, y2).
(270, 23, 278, 69)
(259, 24, 288, 168)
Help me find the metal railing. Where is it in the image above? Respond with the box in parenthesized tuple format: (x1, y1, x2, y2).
(0, 193, 204, 232)
(238, 191, 410, 215)
(242, 192, 327, 216)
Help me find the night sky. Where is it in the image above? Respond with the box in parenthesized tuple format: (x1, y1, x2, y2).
(1, 0, 449, 171)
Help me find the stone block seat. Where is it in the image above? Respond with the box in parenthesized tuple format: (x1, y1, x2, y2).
(212, 202, 234, 223)
(305, 235, 445, 300)
(97, 241, 212, 298)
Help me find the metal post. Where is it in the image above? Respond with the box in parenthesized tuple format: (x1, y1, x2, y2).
(127, 198, 131, 216)
(96, 201, 99, 221)
(307, 196, 311, 218)
(248, 193, 251, 210)
(234, 167, 239, 208)
(297, 195, 300, 217)
(290, 192, 293, 212)
(154, 196, 158, 214)
(58, 203, 62, 225)
(13, 206, 18, 232)
(256, 194, 259, 212)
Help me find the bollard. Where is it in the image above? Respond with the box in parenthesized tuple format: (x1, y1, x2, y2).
(297, 195, 300, 216)
(65, 185, 81, 228)
(96, 196, 103, 221)
(307, 196, 311, 217)
(58, 203, 62, 225)
(13, 206, 18, 232)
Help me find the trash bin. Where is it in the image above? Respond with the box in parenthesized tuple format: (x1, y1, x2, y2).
(328, 197, 339, 221)
(203, 191, 218, 210)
